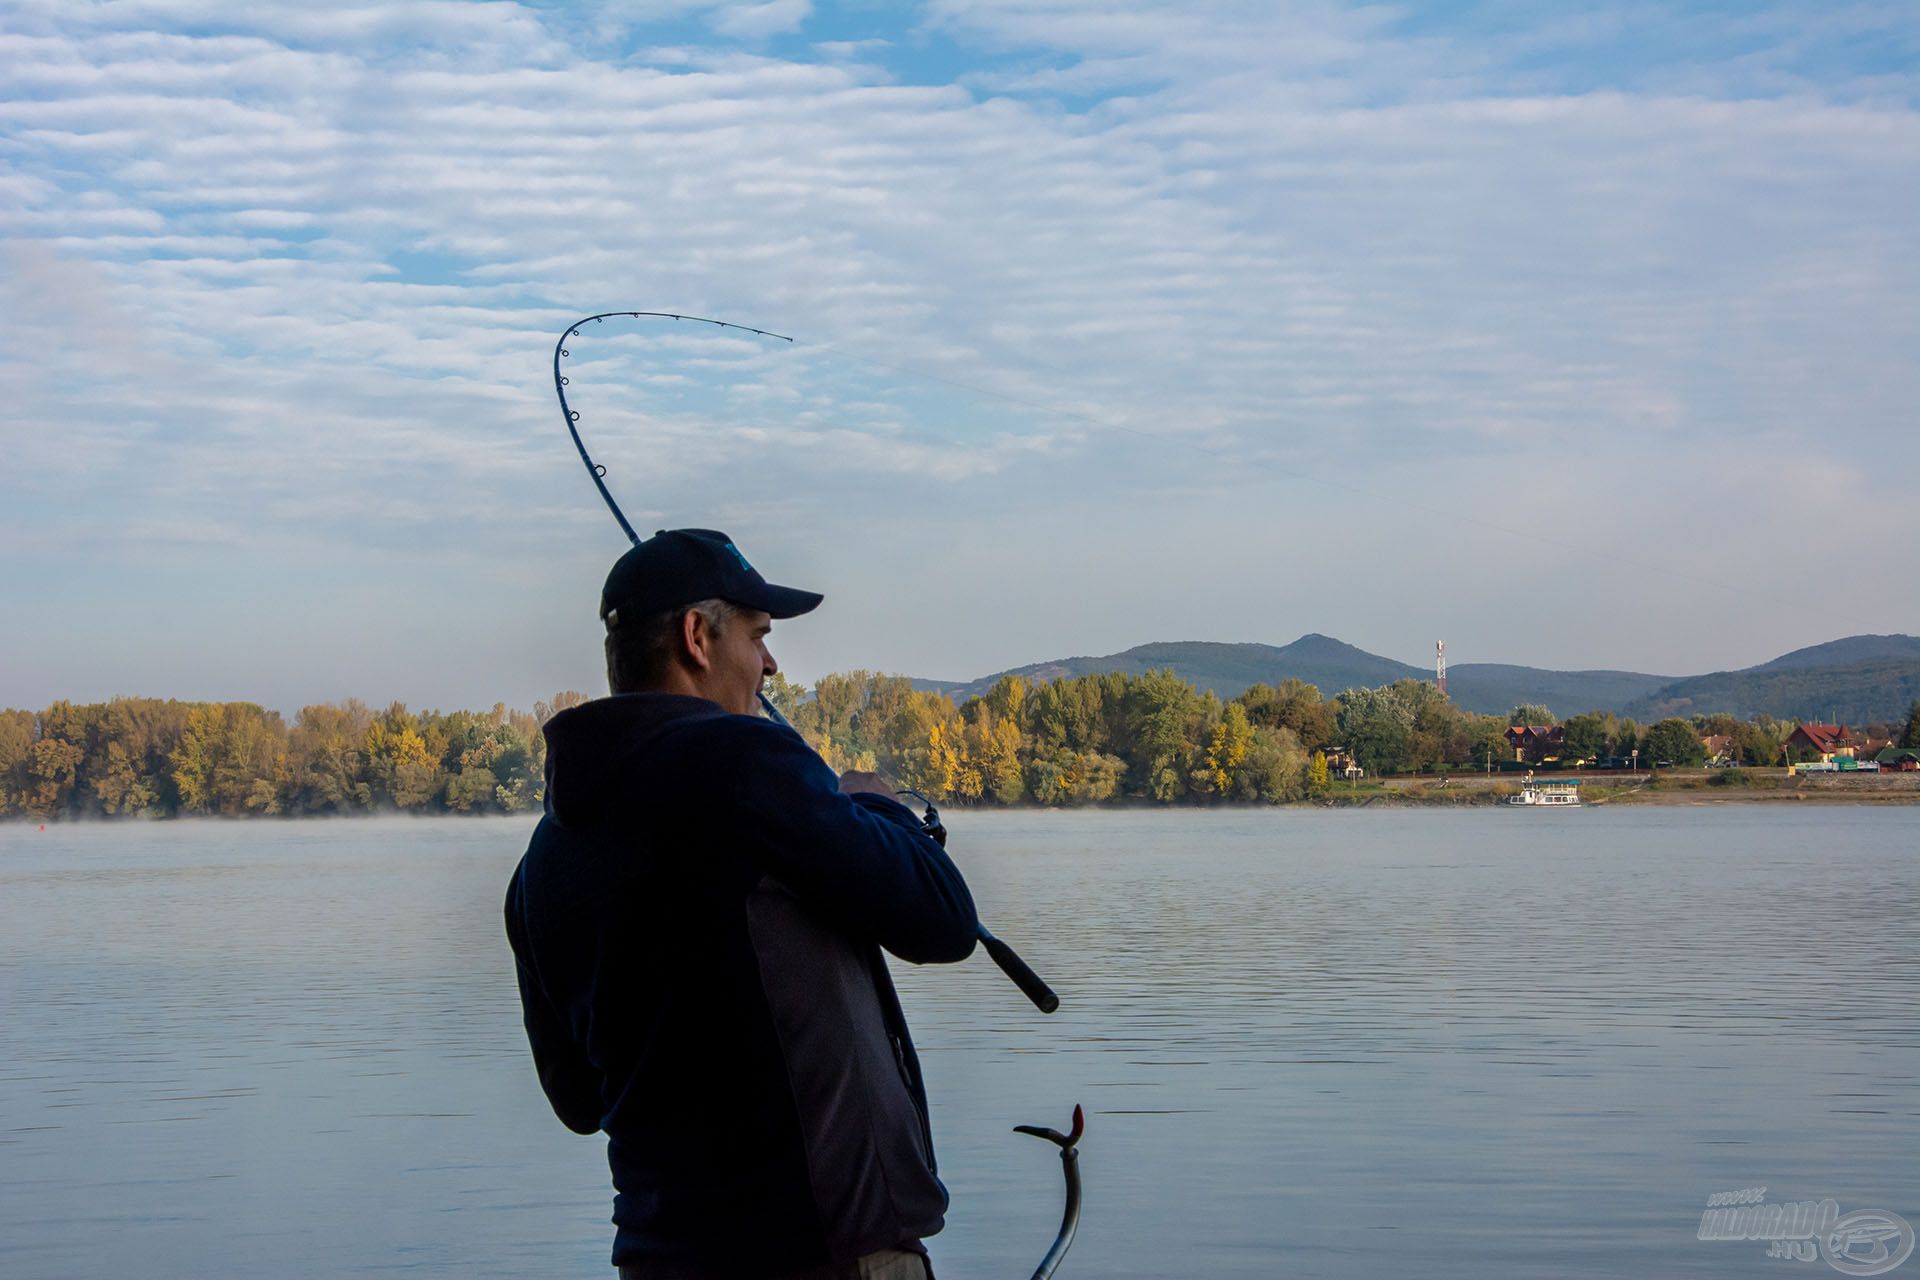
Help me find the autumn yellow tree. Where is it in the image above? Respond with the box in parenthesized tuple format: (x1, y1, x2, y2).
(364, 704, 440, 809)
(171, 702, 286, 815)
(1202, 701, 1254, 796)
(923, 719, 965, 799)
(0, 708, 33, 816)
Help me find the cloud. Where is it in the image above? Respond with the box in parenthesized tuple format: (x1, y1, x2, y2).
(1, 1, 1916, 708)
(708, 0, 812, 41)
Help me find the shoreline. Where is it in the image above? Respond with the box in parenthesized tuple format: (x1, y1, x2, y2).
(7, 769, 1918, 823)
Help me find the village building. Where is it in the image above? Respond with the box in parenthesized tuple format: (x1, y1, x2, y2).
(1877, 746, 1920, 772)
(1504, 724, 1565, 764)
(1784, 723, 1859, 763)
(1323, 747, 1365, 779)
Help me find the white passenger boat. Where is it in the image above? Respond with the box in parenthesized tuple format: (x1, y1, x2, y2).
(1508, 771, 1581, 806)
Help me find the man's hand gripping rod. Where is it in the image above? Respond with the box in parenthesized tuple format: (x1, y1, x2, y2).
(760, 693, 1061, 1015)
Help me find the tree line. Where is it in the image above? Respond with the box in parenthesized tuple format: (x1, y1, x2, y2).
(0, 695, 587, 821)
(6, 681, 1916, 820)
(770, 673, 1640, 803)
(775, 676, 1919, 798)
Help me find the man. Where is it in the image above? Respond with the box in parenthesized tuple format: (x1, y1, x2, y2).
(505, 528, 978, 1280)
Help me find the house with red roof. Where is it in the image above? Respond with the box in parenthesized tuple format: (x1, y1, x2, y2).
(1504, 724, 1565, 763)
(1785, 723, 1858, 763)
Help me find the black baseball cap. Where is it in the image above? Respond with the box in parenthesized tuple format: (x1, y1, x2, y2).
(600, 528, 823, 626)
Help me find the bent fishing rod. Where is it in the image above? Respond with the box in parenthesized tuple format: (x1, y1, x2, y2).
(554, 311, 1059, 1016)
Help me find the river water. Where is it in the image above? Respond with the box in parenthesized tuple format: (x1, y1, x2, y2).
(2, 808, 1915, 1278)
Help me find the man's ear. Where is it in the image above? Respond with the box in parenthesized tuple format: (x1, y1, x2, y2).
(680, 608, 714, 673)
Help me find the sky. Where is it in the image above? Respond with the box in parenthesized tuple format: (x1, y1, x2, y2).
(2, 0, 1916, 715)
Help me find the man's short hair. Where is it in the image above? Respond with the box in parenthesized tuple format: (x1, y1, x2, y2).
(605, 597, 741, 695)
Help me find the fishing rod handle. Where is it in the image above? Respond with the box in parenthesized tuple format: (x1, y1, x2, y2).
(755, 697, 1059, 1013)
(978, 926, 1060, 1014)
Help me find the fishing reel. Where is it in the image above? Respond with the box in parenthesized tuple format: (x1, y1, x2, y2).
(898, 787, 947, 847)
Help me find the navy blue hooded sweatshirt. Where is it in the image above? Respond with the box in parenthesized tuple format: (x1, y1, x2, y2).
(504, 694, 978, 1274)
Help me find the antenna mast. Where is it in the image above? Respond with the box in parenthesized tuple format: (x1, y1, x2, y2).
(1436, 640, 1447, 697)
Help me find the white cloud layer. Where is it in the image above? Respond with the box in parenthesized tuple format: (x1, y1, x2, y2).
(1, 0, 1916, 711)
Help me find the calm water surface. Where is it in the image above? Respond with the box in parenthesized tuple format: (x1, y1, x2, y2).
(2, 808, 1915, 1278)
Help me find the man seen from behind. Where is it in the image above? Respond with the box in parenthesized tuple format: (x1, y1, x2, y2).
(504, 528, 978, 1280)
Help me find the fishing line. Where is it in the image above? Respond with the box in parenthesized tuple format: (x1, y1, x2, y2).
(553, 311, 793, 544)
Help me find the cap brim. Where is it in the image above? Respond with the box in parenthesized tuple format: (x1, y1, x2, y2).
(731, 582, 823, 619)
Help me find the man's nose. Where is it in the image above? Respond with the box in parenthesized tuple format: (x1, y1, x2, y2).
(762, 646, 777, 676)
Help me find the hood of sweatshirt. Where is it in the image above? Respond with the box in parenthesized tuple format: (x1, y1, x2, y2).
(540, 693, 734, 829)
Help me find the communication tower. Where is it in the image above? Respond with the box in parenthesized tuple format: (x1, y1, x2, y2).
(1436, 640, 1446, 697)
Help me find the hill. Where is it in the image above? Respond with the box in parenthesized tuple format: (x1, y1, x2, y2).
(928, 636, 1671, 715)
(1624, 656, 1920, 723)
(1440, 665, 1674, 718)
(932, 636, 1423, 702)
(916, 633, 1920, 723)
(1745, 634, 1920, 672)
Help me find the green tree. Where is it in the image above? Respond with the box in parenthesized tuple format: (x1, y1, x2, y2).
(1126, 669, 1205, 801)
(808, 672, 865, 746)
(1337, 685, 1414, 776)
(1902, 701, 1920, 749)
(760, 672, 807, 723)
(1028, 676, 1110, 756)
(1232, 724, 1306, 802)
(1561, 712, 1611, 764)
(1643, 718, 1705, 767)
(1460, 715, 1509, 768)
(1237, 679, 1337, 751)
(1509, 703, 1554, 727)
(481, 706, 543, 812)
(1729, 720, 1779, 767)
(1400, 681, 1458, 772)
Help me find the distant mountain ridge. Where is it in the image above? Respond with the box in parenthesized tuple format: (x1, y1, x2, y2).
(1623, 655, 1920, 723)
(916, 635, 1423, 701)
(913, 634, 1920, 724)
(1746, 634, 1920, 672)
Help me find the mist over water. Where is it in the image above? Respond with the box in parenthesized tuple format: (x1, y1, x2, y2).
(2, 808, 1915, 1278)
